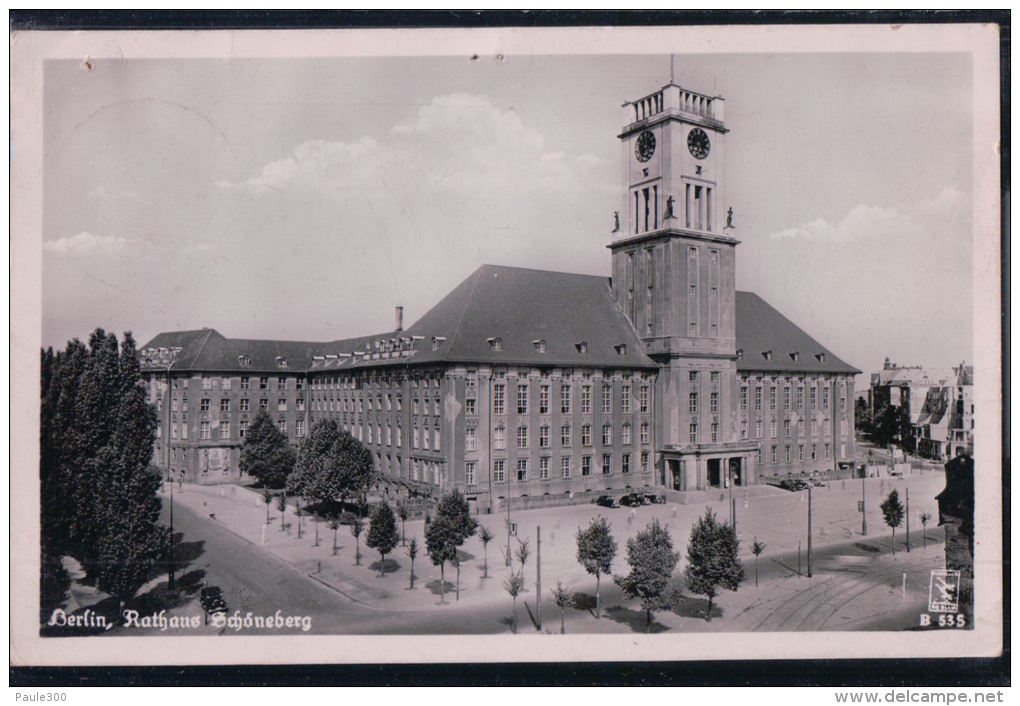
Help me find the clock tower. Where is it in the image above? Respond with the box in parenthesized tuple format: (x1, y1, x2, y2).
(609, 80, 756, 493)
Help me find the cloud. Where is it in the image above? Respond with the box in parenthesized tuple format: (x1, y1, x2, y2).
(43, 231, 138, 256)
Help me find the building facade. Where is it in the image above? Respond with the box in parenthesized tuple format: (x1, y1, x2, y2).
(140, 79, 859, 507)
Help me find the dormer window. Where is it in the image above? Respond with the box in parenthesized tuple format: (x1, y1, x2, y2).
(533, 339, 547, 354)
(815, 352, 826, 363)
(431, 336, 447, 352)
(487, 337, 503, 352)
(237, 355, 252, 368)
(275, 356, 288, 368)
(614, 343, 627, 356)
(575, 341, 589, 354)
(789, 352, 800, 362)
(762, 350, 773, 361)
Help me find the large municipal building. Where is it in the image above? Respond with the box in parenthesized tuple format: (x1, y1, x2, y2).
(140, 81, 860, 510)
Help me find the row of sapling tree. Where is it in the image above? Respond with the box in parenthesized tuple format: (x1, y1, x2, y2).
(425, 489, 478, 603)
(40, 330, 168, 618)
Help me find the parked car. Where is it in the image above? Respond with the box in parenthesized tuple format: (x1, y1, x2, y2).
(643, 493, 665, 504)
(779, 479, 809, 492)
(811, 479, 826, 487)
(200, 586, 228, 618)
(619, 493, 646, 507)
(595, 494, 620, 508)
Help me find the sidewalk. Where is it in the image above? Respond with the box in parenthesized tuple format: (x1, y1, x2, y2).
(163, 472, 947, 618)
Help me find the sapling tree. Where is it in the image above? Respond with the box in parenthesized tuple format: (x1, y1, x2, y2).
(614, 519, 680, 631)
(503, 571, 526, 633)
(881, 489, 905, 554)
(263, 489, 273, 525)
(350, 516, 364, 565)
(575, 516, 617, 619)
(407, 538, 419, 589)
(551, 581, 572, 634)
(516, 537, 531, 584)
(751, 537, 767, 587)
(919, 511, 932, 550)
(478, 525, 495, 579)
(367, 501, 400, 576)
(684, 508, 744, 621)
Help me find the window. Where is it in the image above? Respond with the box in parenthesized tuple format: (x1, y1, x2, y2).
(824, 443, 831, 460)
(811, 444, 817, 461)
(240, 398, 250, 412)
(741, 420, 748, 440)
(783, 386, 791, 410)
(581, 385, 591, 414)
(824, 417, 831, 437)
(493, 384, 505, 415)
(561, 424, 572, 447)
(784, 419, 791, 437)
(560, 384, 572, 414)
(770, 419, 778, 438)
(295, 419, 305, 438)
(785, 446, 791, 463)
(219, 398, 230, 413)
(640, 386, 649, 413)
(622, 454, 630, 474)
(602, 455, 612, 475)
(240, 376, 250, 390)
(561, 457, 571, 479)
(259, 377, 269, 391)
(539, 457, 550, 480)
(465, 427, 477, 451)
(581, 424, 592, 447)
(840, 387, 847, 411)
(434, 429, 440, 451)
(689, 392, 698, 414)
(422, 428, 429, 450)
(278, 376, 287, 390)
(465, 462, 476, 486)
(823, 387, 830, 410)
(798, 445, 804, 461)
(581, 456, 592, 476)
(798, 418, 805, 435)
(295, 398, 305, 412)
(494, 426, 506, 450)
(810, 419, 817, 436)
(539, 425, 550, 448)
(755, 386, 763, 411)
(220, 421, 231, 439)
(689, 423, 698, 444)
(602, 425, 612, 446)
(770, 446, 777, 464)
(710, 391, 719, 413)
(200, 398, 210, 412)
(517, 426, 528, 448)
(622, 424, 632, 445)
(689, 370, 699, 382)
(396, 426, 402, 446)
(641, 452, 649, 472)
(239, 419, 248, 438)
(517, 459, 528, 482)
(517, 383, 529, 414)
(278, 419, 287, 434)
(413, 427, 420, 449)
(494, 460, 505, 484)
(797, 386, 804, 409)
(621, 385, 631, 413)
(711, 422, 718, 442)
(222, 377, 232, 390)
(810, 386, 817, 409)
(640, 422, 649, 445)
(200, 421, 210, 439)
(769, 386, 777, 411)
(539, 385, 550, 414)
(296, 378, 305, 391)
(465, 398, 476, 416)
(278, 398, 287, 411)
(602, 384, 612, 414)
(689, 323, 696, 336)
(740, 386, 748, 411)
(202, 377, 212, 390)
(755, 420, 763, 439)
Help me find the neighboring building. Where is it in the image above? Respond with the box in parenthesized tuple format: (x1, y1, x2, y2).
(868, 357, 974, 459)
(140, 79, 859, 507)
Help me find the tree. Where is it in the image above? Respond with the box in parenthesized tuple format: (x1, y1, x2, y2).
(425, 514, 459, 604)
(684, 508, 744, 621)
(552, 581, 572, 634)
(262, 489, 274, 525)
(239, 410, 295, 489)
(515, 537, 531, 584)
(276, 492, 287, 531)
(503, 571, 525, 633)
(296, 499, 303, 539)
(614, 519, 680, 631)
(478, 525, 495, 579)
(287, 419, 375, 516)
(920, 511, 932, 550)
(575, 516, 617, 619)
(751, 537, 767, 587)
(432, 489, 478, 601)
(350, 516, 364, 565)
(397, 502, 409, 546)
(407, 538, 419, 589)
(881, 489, 905, 554)
(328, 514, 341, 555)
(367, 501, 400, 576)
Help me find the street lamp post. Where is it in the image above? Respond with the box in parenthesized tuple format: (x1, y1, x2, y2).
(164, 354, 178, 591)
(861, 473, 868, 537)
(807, 484, 813, 578)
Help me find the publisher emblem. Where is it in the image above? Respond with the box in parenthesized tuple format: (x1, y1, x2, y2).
(928, 569, 961, 613)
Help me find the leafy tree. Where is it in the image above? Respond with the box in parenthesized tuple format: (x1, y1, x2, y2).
(407, 538, 419, 589)
(854, 396, 872, 436)
(286, 419, 374, 515)
(920, 511, 932, 550)
(397, 501, 409, 546)
(684, 508, 744, 621)
(516, 537, 531, 584)
(276, 492, 287, 531)
(751, 537, 767, 587)
(503, 571, 525, 633)
(425, 514, 459, 604)
(881, 489, 905, 554)
(367, 501, 400, 576)
(551, 581, 572, 634)
(431, 489, 478, 601)
(350, 516, 364, 565)
(575, 516, 617, 619)
(239, 410, 295, 489)
(614, 519, 680, 631)
(262, 489, 274, 525)
(478, 525, 495, 579)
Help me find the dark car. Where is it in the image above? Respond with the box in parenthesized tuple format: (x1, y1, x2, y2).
(619, 493, 646, 507)
(595, 494, 620, 508)
(779, 479, 809, 492)
(643, 493, 665, 504)
(811, 479, 826, 487)
(200, 586, 228, 617)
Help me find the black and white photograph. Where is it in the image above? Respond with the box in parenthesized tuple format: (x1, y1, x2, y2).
(10, 19, 1004, 674)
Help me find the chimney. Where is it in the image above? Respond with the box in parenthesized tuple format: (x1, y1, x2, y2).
(395, 305, 404, 333)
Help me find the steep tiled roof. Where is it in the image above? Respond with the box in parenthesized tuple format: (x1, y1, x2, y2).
(735, 292, 859, 375)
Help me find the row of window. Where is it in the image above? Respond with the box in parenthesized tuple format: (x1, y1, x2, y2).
(473, 421, 651, 451)
(757, 442, 843, 465)
(490, 383, 650, 416)
(739, 417, 850, 440)
(163, 417, 307, 441)
(477, 451, 651, 485)
(739, 383, 848, 413)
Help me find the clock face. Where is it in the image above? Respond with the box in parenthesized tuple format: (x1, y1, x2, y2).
(687, 128, 711, 160)
(634, 130, 656, 163)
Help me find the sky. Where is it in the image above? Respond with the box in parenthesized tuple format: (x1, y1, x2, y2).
(41, 51, 975, 384)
